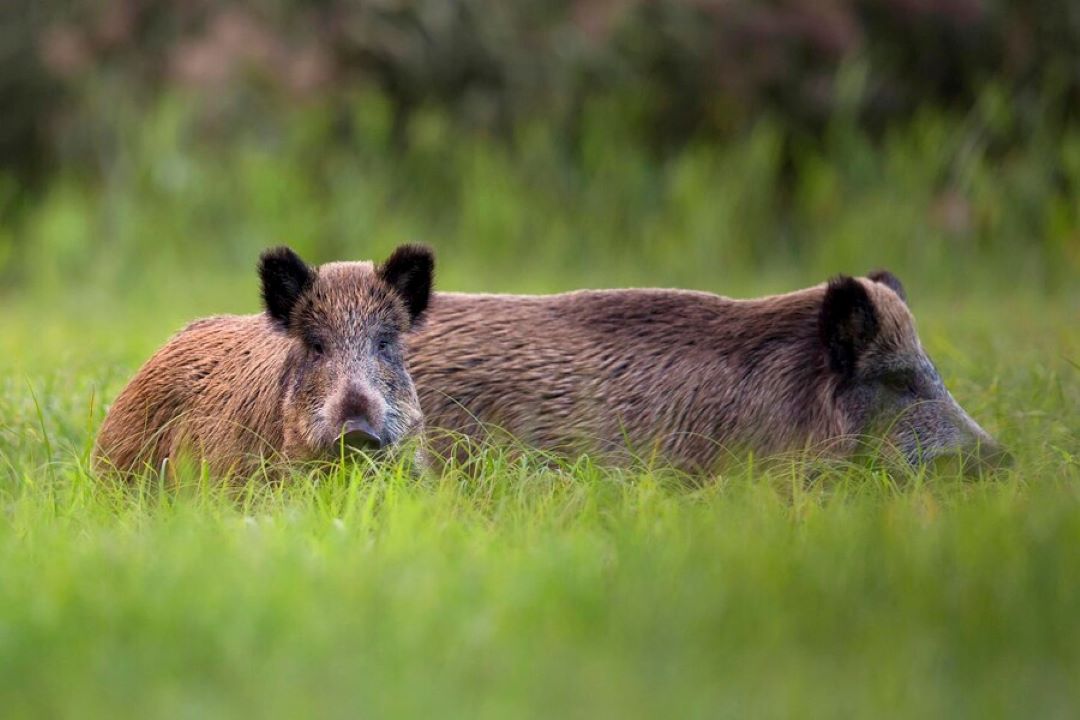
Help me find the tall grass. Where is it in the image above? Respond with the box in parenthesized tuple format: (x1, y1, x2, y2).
(0, 96, 1078, 717)
(2, 444, 1079, 717)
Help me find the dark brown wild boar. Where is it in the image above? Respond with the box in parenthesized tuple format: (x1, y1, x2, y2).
(95, 244, 434, 477)
(407, 272, 1007, 475)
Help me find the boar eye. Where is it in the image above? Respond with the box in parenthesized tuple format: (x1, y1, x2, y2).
(884, 369, 917, 394)
(310, 339, 325, 356)
(376, 336, 394, 358)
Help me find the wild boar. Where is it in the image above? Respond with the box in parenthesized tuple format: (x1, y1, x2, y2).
(95, 244, 434, 477)
(407, 271, 1007, 474)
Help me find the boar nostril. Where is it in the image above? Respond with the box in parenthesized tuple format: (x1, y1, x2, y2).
(340, 418, 385, 451)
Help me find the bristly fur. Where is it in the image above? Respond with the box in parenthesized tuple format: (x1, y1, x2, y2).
(406, 272, 1004, 476)
(95, 246, 429, 478)
(378, 244, 435, 325)
(408, 285, 845, 474)
(259, 247, 315, 329)
(868, 269, 907, 303)
(819, 275, 879, 378)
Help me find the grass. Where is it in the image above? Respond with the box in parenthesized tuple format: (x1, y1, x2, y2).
(1, 100, 1079, 717)
(2, 461, 1079, 718)
(1, 277, 1077, 718)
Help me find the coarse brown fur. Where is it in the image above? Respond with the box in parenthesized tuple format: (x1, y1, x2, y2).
(407, 273, 1004, 474)
(95, 245, 434, 478)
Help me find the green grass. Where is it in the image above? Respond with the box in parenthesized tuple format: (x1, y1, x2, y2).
(1, 277, 1077, 718)
(1, 101, 1079, 717)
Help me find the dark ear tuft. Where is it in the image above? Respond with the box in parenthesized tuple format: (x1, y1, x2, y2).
(819, 275, 879, 377)
(868, 269, 907, 303)
(379, 244, 435, 324)
(259, 246, 315, 329)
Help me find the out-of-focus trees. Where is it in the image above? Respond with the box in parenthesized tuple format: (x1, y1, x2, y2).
(2, 0, 1079, 185)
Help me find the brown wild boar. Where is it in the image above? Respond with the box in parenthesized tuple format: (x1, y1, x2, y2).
(407, 271, 1007, 474)
(95, 244, 434, 477)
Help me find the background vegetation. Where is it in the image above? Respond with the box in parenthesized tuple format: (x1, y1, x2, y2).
(0, 1, 1078, 717)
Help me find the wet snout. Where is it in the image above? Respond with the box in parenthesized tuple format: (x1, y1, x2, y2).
(919, 394, 1011, 475)
(341, 417, 384, 450)
(954, 406, 1012, 475)
(334, 384, 387, 451)
(960, 441, 1013, 474)
(950, 390, 1006, 474)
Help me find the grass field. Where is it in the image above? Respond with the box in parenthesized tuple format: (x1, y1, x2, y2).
(2, 280, 1077, 718)
(1, 107, 1079, 717)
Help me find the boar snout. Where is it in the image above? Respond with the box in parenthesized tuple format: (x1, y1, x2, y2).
(909, 399, 1011, 476)
(341, 417, 385, 450)
(958, 436, 1013, 475)
(335, 386, 387, 450)
(953, 401, 1011, 475)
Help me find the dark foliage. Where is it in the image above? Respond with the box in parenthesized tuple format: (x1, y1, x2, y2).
(2, 0, 1078, 185)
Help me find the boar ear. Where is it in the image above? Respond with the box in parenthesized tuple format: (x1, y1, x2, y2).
(259, 246, 315, 329)
(819, 275, 879, 377)
(868, 269, 907, 304)
(379, 244, 434, 324)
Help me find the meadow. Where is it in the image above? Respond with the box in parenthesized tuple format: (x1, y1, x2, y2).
(1, 100, 1078, 717)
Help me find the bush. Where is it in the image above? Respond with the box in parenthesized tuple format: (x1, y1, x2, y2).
(5, 0, 1078, 179)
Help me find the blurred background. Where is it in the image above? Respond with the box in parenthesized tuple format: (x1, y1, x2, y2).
(1, 0, 1078, 305)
